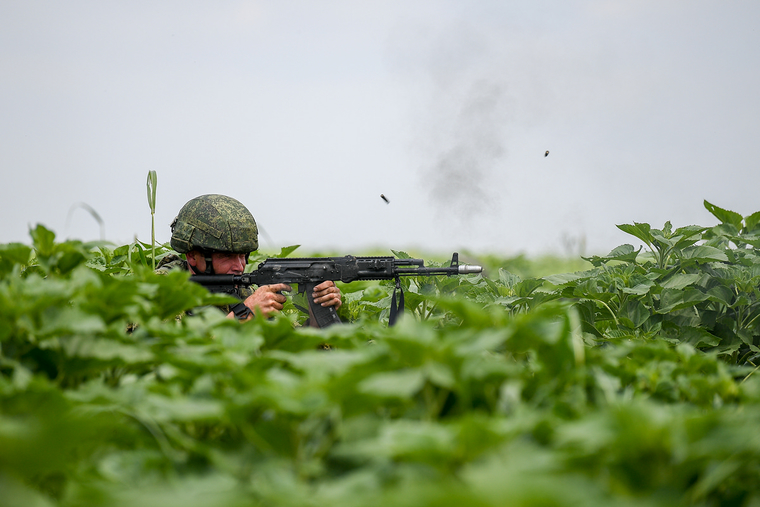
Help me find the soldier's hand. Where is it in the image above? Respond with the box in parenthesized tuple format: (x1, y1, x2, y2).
(312, 281, 342, 309)
(242, 283, 292, 318)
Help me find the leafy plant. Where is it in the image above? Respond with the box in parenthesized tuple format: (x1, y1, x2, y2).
(4, 206, 760, 506)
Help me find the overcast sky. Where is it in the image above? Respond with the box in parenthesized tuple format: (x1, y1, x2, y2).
(2, 1, 758, 257)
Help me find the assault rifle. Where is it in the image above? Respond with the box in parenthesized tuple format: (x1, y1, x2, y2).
(189, 252, 482, 328)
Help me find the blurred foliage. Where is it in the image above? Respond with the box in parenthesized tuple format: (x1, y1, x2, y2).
(3, 201, 760, 506)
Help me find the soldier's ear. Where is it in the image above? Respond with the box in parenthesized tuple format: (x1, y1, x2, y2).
(186, 251, 203, 275)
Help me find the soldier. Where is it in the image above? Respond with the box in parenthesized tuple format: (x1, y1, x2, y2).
(159, 194, 342, 321)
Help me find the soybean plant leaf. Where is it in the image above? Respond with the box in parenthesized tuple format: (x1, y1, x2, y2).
(660, 273, 702, 290)
(492, 295, 520, 307)
(274, 245, 300, 258)
(0, 473, 54, 507)
(268, 349, 373, 381)
(658, 288, 709, 313)
(543, 271, 592, 287)
(528, 291, 561, 308)
(704, 200, 743, 227)
(617, 223, 653, 246)
(675, 224, 708, 237)
(357, 368, 425, 398)
(622, 279, 656, 295)
(377, 421, 456, 462)
(56, 250, 88, 274)
(584, 244, 641, 266)
(515, 278, 544, 297)
(391, 249, 412, 260)
(679, 327, 722, 348)
(498, 269, 521, 289)
(657, 289, 683, 314)
(37, 306, 105, 337)
(619, 300, 650, 328)
(148, 395, 224, 422)
(424, 362, 455, 389)
(682, 287, 710, 305)
(146, 270, 222, 319)
(707, 285, 734, 306)
(680, 245, 728, 263)
(672, 225, 707, 248)
(706, 222, 740, 242)
(0, 243, 32, 266)
(430, 296, 504, 328)
(484, 276, 503, 296)
(402, 291, 427, 314)
(607, 243, 639, 260)
(0, 243, 32, 276)
(650, 228, 674, 249)
(29, 224, 56, 257)
(337, 420, 456, 464)
(60, 336, 153, 363)
(744, 210, 760, 232)
(736, 235, 760, 249)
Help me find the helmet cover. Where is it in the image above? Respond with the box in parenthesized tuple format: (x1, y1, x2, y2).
(170, 194, 258, 254)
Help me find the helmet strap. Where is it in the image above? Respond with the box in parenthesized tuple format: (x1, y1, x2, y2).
(188, 250, 216, 275)
(203, 253, 215, 274)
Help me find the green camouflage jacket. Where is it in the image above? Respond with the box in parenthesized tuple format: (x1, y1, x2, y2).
(155, 253, 254, 317)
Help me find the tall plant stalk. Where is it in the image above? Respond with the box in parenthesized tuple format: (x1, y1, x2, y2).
(146, 170, 158, 270)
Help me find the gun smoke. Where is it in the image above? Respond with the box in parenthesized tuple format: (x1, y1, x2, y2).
(401, 23, 515, 224)
(424, 79, 510, 219)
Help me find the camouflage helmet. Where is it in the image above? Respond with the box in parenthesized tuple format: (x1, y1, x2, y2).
(170, 194, 259, 254)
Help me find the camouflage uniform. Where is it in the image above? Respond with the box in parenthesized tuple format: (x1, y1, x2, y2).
(156, 252, 256, 318)
(163, 194, 260, 317)
(155, 253, 187, 275)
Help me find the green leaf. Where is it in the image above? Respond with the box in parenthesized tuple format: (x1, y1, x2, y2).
(36, 306, 105, 337)
(274, 245, 300, 258)
(498, 269, 521, 289)
(59, 336, 154, 363)
(744, 210, 760, 232)
(704, 200, 743, 227)
(622, 280, 656, 296)
(706, 285, 734, 306)
(391, 249, 412, 260)
(619, 300, 650, 328)
(657, 288, 709, 313)
(424, 362, 456, 389)
(0, 243, 32, 276)
(268, 349, 374, 381)
(583, 244, 641, 266)
(357, 368, 425, 398)
(29, 224, 56, 258)
(679, 327, 722, 348)
(660, 274, 702, 290)
(543, 271, 592, 287)
(0, 243, 32, 266)
(680, 245, 729, 263)
(617, 223, 653, 246)
(514, 278, 544, 297)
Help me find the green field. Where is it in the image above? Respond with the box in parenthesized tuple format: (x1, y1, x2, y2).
(2, 200, 760, 506)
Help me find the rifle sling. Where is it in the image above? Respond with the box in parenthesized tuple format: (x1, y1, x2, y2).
(389, 277, 404, 326)
(230, 302, 253, 320)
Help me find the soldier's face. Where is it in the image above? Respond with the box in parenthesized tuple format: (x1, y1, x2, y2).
(189, 251, 247, 274)
(210, 252, 247, 274)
